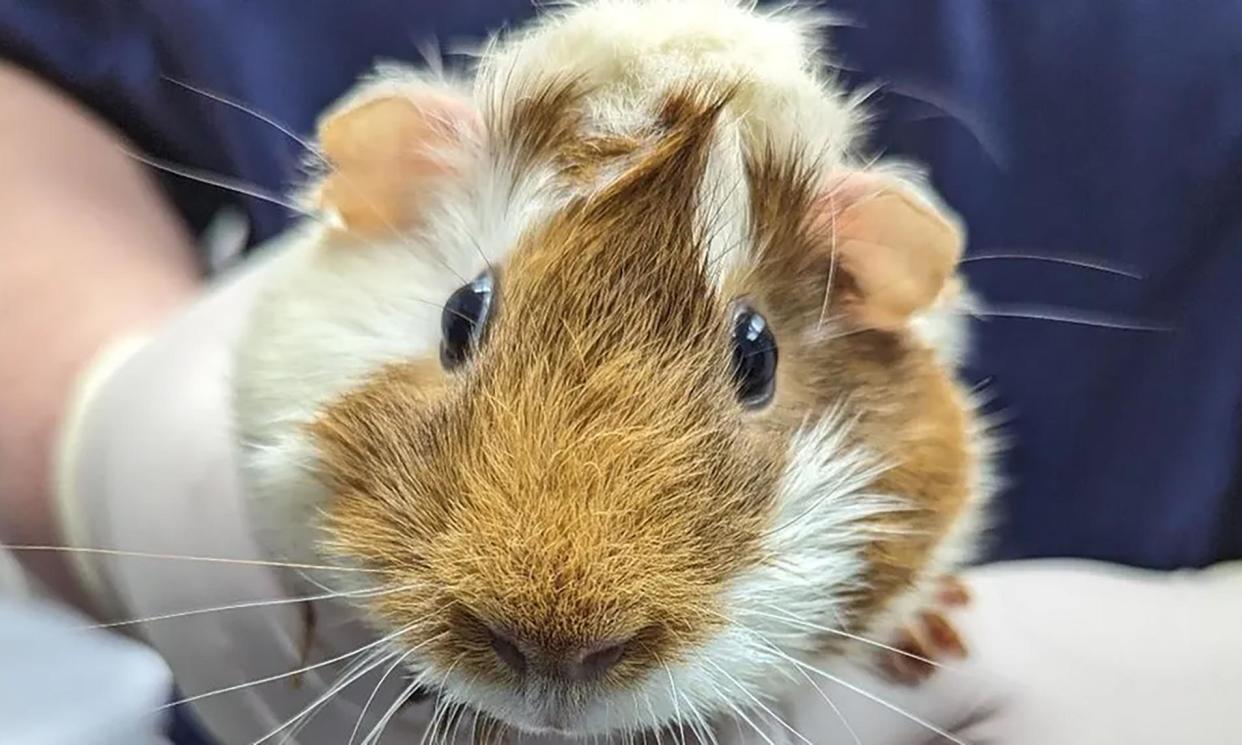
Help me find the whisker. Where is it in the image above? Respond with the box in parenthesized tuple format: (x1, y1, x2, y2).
(701, 658, 814, 745)
(159, 78, 478, 282)
(438, 690, 470, 745)
(365, 672, 428, 745)
(121, 149, 312, 215)
(640, 690, 663, 745)
(679, 690, 719, 745)
(295, 567, 346, 594)
(881, 81, 1007, 171)
(162, 77, 321, 158)
(796, 665, 862, 745)
(736, 626, 862, 745)
(349, 647, 419, 745)
(263, 647, 395, 745)
(745, 605, 966, 675)
(818, 189, 840, 330)
(409, 657, 463, 745)
(961, 251, 1142, 279)
(447, 686, 476, 745)
(657, 658, 688, 745)
(969, 376, 995, 395)
(766, 645, 970, 745)
(819, 326, 876, 344)
(87, 583, 406, 631)
(703, 675, 777, 745)
(468, 704, 483, 745)
(158, 613, 430, 710)
(280, 647, 392, 744)
(464, 231, 495, 279)
(661, 628, 719, 745)
(127, 140, 479, 291)
(2, 544, 381, 573)
(972, 303, 1171, 332)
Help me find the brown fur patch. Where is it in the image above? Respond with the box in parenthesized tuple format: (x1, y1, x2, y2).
(740, 146, 975, 637)
(311, 88, 786, 698)
(486, 76, 588, 182)
(557, 133, 643, 185)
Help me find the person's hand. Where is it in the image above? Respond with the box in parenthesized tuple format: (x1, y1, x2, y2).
(0, 61, 202, 610)
(706, 559, 1242, 745)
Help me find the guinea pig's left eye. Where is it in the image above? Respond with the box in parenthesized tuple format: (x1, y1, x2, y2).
(730, 303, 777, 408)
(441, 271, 495, 369)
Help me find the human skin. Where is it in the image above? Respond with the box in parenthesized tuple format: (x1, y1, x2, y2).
(0, 62, 202, 614)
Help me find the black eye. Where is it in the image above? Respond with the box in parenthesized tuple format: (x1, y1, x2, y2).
(730, 304, 777, 408)
(441, 272, 495, 369)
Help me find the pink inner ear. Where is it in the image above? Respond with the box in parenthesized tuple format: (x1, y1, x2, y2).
(813, 173, 963, 330)
(316, 89, 480, 236)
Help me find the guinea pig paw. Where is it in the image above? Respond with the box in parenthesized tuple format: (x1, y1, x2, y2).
(877, 576, 970, 685)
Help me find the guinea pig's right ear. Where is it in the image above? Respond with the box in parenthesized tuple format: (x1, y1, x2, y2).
(312, 81, 480, 238)
(812, 170, 965, 331)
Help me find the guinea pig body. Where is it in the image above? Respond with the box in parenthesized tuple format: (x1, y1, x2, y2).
(232, 0, 993, 737)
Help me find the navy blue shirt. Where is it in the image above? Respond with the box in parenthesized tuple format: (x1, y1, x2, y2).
(4, 1, 1240, 569)
(4, 4, 1240, 744)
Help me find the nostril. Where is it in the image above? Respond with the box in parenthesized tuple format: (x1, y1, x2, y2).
(487, 627, 527, 675)
(568, 638, 630, 681)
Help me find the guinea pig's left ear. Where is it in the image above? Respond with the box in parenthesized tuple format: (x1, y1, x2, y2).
(815, 171, 965, 331)
(313, 81, 480, 237)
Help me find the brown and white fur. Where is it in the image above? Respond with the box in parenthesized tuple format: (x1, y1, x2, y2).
(231, 0, 994, 738)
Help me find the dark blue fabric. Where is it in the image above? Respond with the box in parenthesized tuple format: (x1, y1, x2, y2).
(4, 0, 1240, 568)
(3, 3, 1241, 741)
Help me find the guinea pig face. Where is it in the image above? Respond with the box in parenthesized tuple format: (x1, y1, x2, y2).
(240, 79, 981, 738)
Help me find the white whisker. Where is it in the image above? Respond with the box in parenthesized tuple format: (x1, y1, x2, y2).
(158, 611, 434, 710)
(679, 690, 718, 745)
(881, 81, 1007, 171)
(701, 658, 814, 745)
(409, 657, 463, 745)
(365, 673, 428, 745)
(87, 583, 407, 631)
(961, 251, 1142, 279)
(745, 605, 965, 675)
(160, 77, 480, 285)
(818, 188, 839, 330)
(265, 647, 394, 745)
(771, 648, 970, 745)
(795, 664, 862, 745)
(468, 704, 483, 745)
(121, 149, 312, 214)
(447, 688, 475, 745)
(349, 645, 422, 745)
(2, 544, 380, 573)
(743, 632, 861, 745)
(659, 659, 688, 745)
(973, 303, 1171, 332)
(704, 674, 777, 745)
(162, 77, 321, 158)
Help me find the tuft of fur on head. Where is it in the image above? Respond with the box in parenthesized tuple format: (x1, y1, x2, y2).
(231, 0, 993, 738)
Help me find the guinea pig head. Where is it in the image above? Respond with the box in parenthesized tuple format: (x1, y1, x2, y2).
(255, 79, 982, 738)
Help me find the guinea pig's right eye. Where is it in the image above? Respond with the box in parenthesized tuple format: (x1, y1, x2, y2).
(730, 302, 777, 409)
(440, 272, 495, 369)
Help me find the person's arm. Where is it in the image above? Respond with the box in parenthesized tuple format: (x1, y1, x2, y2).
(0, 61, 202, 611)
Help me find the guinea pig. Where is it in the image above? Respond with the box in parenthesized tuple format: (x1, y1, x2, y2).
(231, 0, 995, 738)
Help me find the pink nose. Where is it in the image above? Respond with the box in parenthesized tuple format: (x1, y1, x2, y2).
(488, 627, 630, 682)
